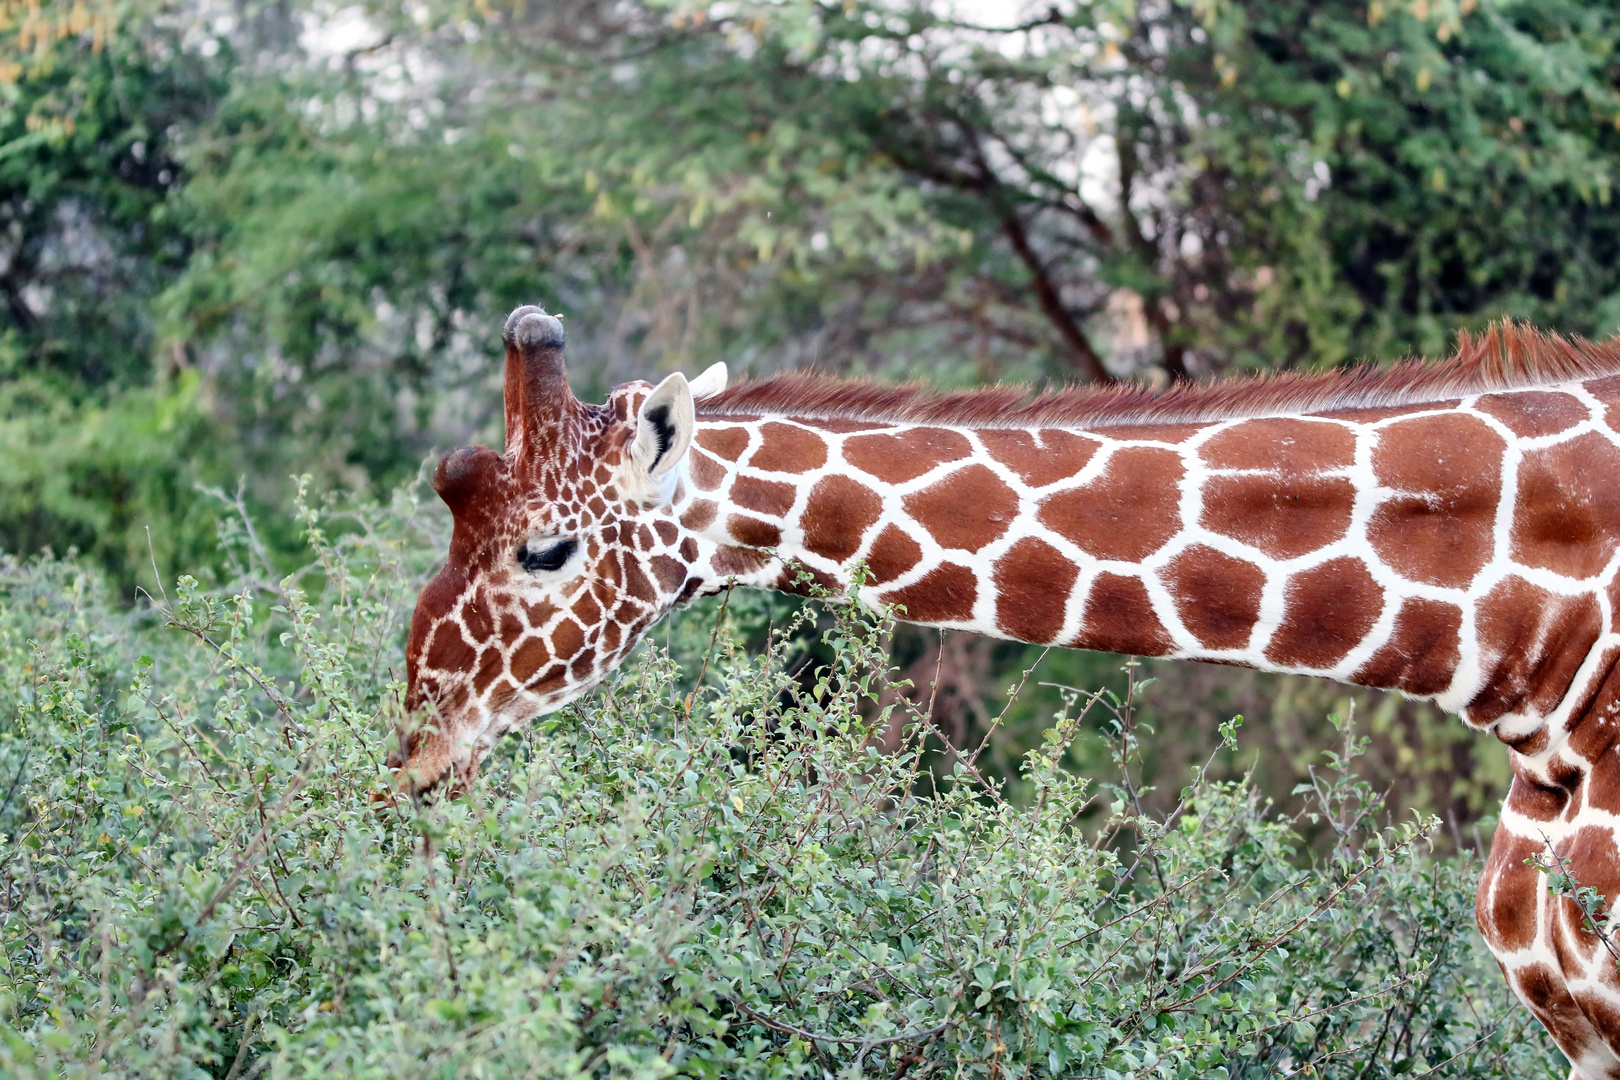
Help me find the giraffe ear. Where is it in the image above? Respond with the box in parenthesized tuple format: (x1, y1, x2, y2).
(629, 372, 696, 500)
(687, 362, 727, 400)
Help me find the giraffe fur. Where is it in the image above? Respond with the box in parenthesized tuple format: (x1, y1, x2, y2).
(401, 307, 1620, 1075)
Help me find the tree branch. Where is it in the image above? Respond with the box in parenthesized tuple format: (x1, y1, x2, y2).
(1000, 208, 1112, 382)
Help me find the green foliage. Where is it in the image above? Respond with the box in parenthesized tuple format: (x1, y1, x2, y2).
(0, 7, 230, 583)
(1194, 0, 1620, 365)
(0, 491, 1562, 1076)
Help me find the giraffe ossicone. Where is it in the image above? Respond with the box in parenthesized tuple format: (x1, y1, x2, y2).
(404, 305, 1620, 1076)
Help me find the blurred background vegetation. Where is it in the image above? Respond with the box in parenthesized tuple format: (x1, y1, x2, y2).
(5, 0, 1620, 841)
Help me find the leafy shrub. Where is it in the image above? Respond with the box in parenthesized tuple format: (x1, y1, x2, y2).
(0, 488, 1560, 1078)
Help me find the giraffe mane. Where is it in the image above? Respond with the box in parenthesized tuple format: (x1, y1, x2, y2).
(694, 322, 1620, 430)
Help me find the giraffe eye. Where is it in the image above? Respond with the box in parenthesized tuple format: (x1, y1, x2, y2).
(518, 537, 578, 574)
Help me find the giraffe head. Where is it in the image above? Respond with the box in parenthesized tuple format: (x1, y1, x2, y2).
(396, 305, 724, 794)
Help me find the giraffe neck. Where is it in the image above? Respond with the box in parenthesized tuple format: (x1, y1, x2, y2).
(666, 378, 1620, 775)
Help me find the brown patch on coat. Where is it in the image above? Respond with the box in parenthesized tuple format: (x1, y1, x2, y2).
(1091, 423, 1207, 444)
(1570, 655, 1620, 758)
(568, 648, 598, 681)
(1475, 390, 1589, 438)
(1311, 401, 1462, 424)
(1160, 545, 1264, 650)
(993, 538, 1079, 644)
(865, 525, 922, 584)
(1352, 598, 1463, 697)
(1076, 573, 1172, 656)
(1469, 578, 1603, 728)
(688, 450, 727, 492)
(1368, 414, 1505, 587)
(680, 499, 718, 532)
(1510, 770, 1571, 823)
(653, 519, 679, 545)
(463, 590, 494, 643)
(903, 464, 1019, 553)
(1477, 825, 1546, 954)
(1265, 557, 1383, 669)
(1571, 989, 1620, 1042)
(1509, 961, 1602, 1066)
(1198, 418, 1356, 472)
(1512, 432, 1620, 580)
(550, 618, 585, 660)
(1559, 827, 1620, 952)
(426, 624, 477, 673)
(571, 590, 602, 626)
(697, 426, 751, 461)
(750, 421, 828, 472)
(622, 558, 658, 604)
(510, 637, 548, 683)
(473, 647, 504, 696)
(1200, 475, 1356, 560)
(730, 476, 797, 517)
(524, 598, 559, 628)
(802, 475, 883, 563)
(1584, 728, 1620, 818)
(498, 608, 525, 647)
(1038, 447, 1184, 562)
(844, 428, 972, 484)
(527, 664, 567, 698)
(650, 555, 687, 592)
(776, 563, 842, 596)
(1585, 375, 1620, 430)
(1559, 646, 1620, 763)
(1500, 727, 1550, 757)
(802, 417, 889, 433)
(727, 515, 782, 549)
(977, 429, 1102, 488)
(712, 545, 771, 578)
(878, 562, 978, 623)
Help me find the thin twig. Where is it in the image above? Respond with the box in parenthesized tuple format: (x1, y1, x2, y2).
(156, 755, 317, 960)
(731, 996, 950, 1048)
(966, 646, 1049, 771)
(684, 582, 735, 719)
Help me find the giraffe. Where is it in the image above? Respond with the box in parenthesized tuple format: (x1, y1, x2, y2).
(402, 304, 1620, 1075)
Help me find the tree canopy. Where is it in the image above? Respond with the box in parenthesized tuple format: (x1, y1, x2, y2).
(3, 0, 1618, 581)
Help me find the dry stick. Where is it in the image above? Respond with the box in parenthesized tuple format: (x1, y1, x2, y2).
(1061, 868, 1217, 953)
(151, 770, 317, 963)
(1159, 840, 1414, 1019)
(730, 997, 950, 1048)
(1096, 724, 1242, 912)
(684, 581, 735, 719)
(142, 594, 309, 739)
(189, 776, 314, 933)
(903, 630, 949, 782)
(222, 1010, 259, 1080)
(913, 700, 1005, 803)
(1246, 972, 1423, 1040)
(145, 525, 169, 606)
(965, 646, 1050, 772)
(149, 689, 308, 923)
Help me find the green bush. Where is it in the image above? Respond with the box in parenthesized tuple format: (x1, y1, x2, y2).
(0, 487, 1560, 1078)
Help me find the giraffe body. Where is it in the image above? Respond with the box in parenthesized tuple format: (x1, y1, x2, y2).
(403, 308, 1620, 1075)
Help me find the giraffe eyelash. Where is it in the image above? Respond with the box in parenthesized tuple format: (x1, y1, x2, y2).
(517, 537, 578, 574)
